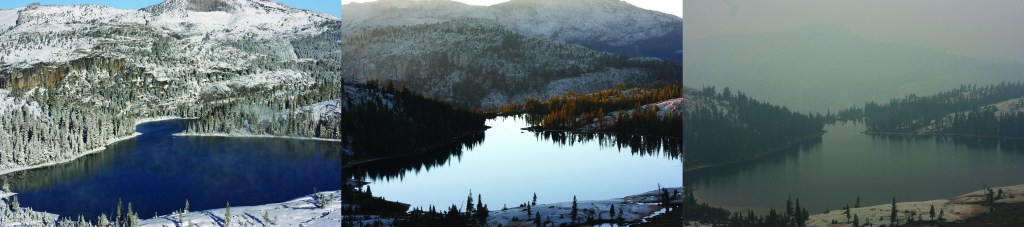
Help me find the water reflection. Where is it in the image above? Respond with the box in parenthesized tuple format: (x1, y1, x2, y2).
(343, 133, 486, 182)
(868, 133, 1024, 152)
(685, 123, 1024, 216)
(684, 136, 823, 185)
(3, 137, 137, 194)
(345, 115, 682, 182)
(356, 116, 682, 212)
(531, 131, 682, 159)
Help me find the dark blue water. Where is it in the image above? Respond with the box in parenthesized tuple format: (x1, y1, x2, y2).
(3, 120, 342, 219)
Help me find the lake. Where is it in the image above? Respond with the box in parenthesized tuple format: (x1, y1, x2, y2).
(2, 120, 342, 219)
(685, 121, 1024, 215)
(344, 116, 682, 211)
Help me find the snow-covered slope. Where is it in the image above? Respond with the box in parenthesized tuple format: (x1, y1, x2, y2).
(341, 0, 682, 61)
(143, 0, 337, 41)
(0, 0, 343, 114)
(339, 19, 677, 107)
(0, 1, 344, 224)
(341, 0, 489, 30)
(0, 189, 340, 227)
(805, 184, 1024, 226)
(916, 96, 1024, 133)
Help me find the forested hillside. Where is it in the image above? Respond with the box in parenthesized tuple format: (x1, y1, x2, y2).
(0, 0, 344, 173)
(861, 81, 1024, 138)
(683, 86, 826, 170)
(494, 82, 681, 138)
(341, 79, 488, 165)
(339, 18, 680, 108)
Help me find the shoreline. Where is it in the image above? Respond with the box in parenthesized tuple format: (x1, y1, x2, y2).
(345, 187, 682, 226)
(683, 131, 826, 173)
(0, 116, 189, 176)
(173, 132, 345, 142)
(0, 115, 343, 181)
(0, 131, 143, 176)
(489, 113, 683, 139)
(864, 131, 1024, 140)
(341, 126, 490, 169)
(522, 126, 683, 140)
(1, 116, 344, 226)
(805, 184, 1024, 226)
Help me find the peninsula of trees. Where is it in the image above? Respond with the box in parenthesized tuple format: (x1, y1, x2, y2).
(860, 81, 1024, 138)
(683, 86, 826, 170)
(493, 82, 682, 138)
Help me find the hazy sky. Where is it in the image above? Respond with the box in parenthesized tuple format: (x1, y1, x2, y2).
(685, 0, 1024, 63)
(341, 0, 683, 18)
(0, 0, 341, 18)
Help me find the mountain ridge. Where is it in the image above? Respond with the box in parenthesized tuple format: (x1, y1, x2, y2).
(338, 18, 680, 107)
(341, 0, 682, 62)
(684, 24, 1022, 113)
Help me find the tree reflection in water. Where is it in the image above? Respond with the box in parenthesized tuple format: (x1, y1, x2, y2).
(531, 130, 681, 159)
(344, 132, 486, 182)
(345, 122, 682, 183)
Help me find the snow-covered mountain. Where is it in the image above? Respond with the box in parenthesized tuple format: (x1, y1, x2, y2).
(339, 18, 679, 107)
(0, 0, 345, 180)
(0, 0, 341, 108)
(142, 0, 337, 41)
(341, 0, 682, 62)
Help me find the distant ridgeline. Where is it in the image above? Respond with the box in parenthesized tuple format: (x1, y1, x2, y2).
(683, 86, 827, 170)
(341, 79, 488, 165)
(860, 81, 1024, 138)
(493, 82, 682, 138)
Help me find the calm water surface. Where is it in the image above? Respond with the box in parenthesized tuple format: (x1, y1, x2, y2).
(346, 117, 682, 211)
(3, 120, 342, 219)
(685, 122, 1024, 215)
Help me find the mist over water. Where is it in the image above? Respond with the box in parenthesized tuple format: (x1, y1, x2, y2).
(686, 122, 1024, 215)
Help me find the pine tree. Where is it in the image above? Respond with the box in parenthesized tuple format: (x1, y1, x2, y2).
(844, 204, 850, 223)
(9, 195, 17, 211)
(477, 204, 489, 224)
(116, 199, 123, 225)
(786, 194, 793, 221)
(127, 202, 135, 227)
(98, 213, 109, 227)
(533, 192, 537, 206)
(264, 210, 271, 225)
(856, 195, 860, 208)
(226, 201, 231, 227)
(890, 197, 897, 226)
(930, 205, 935, 221)
(853, 214, 860, 227)
(466, 190, 474, 214)
(794, 198, 803, 226)
(609, 204, 615, 218)
(571, 196, 578, 223)
(535, 211, 541, 226)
